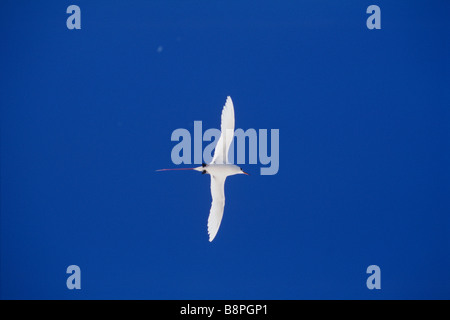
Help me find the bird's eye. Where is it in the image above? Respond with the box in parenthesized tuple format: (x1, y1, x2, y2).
(240, 167, 243, 170)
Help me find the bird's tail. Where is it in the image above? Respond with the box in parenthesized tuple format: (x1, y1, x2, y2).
(156, 166, 204, 172)
(156, 163, 207, 172)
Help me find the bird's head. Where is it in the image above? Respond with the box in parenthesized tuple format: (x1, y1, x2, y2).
(239, 167, 250, 176)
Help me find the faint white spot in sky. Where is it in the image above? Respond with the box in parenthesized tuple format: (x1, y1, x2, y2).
(157, 46, 163, 53)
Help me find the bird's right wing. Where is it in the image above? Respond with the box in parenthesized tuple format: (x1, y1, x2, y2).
(207, 175, 226, 242)
(211, 96, 235, 164)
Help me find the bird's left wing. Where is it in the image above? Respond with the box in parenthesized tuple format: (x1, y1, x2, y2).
(207, 175, 227, 242)
(211, 96, 235, 164)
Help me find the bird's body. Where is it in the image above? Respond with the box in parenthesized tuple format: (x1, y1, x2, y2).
(157, 97, 248, 241)
(195, 164, 243, 176)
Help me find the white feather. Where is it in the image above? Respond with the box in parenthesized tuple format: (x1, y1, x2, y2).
(211, 96, 235, 165)
(165, 96, 246, 241)
(207, 175, 226, 242)
(207, 96, 237, 241)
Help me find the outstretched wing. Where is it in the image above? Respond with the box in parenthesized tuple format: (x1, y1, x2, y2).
(207, 175, 226, 242)
(211, 96, 235, 164)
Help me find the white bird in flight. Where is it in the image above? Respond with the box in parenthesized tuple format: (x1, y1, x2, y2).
(157, 96, 249, 241)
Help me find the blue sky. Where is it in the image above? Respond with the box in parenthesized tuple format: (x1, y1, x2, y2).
(1, 1, 449, 299)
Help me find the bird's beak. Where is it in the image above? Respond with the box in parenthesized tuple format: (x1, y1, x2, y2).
(243, 171, 250, 176)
